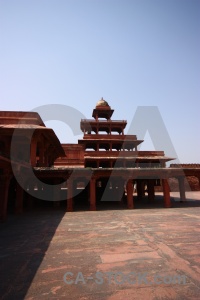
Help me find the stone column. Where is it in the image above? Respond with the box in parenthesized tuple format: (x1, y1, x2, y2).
(162, 179, 171, 208)
(147, 179, 155, 202)
(0, 173, 11, 221)
(87, 181, 90, 203)
(67, 178, 73, 212)
(126, 179, 134, 209)
(198, 176, 200, 190)
(142, 181, 146, 197)
(178, 176, 186, 202)
(90, 178, 96, 211)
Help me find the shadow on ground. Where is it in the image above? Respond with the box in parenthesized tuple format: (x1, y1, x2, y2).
(0, 208, 65, 300)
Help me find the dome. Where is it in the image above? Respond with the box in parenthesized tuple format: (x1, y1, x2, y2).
(96, 97, 109, 107)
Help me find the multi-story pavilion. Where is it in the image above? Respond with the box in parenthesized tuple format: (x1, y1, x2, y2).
(79, 98, 172, 168)
(53, 98, 187, 211)
(1, 99, 199, 221)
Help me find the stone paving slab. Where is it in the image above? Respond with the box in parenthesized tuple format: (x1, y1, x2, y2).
(0, 192, 200, 299)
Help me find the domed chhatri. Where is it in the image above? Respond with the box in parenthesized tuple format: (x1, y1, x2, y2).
(93, 97, 113, 120)
(96, 97, 109, 107)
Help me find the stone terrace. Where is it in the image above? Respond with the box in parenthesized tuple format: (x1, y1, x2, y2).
(0, 192, 200, 300)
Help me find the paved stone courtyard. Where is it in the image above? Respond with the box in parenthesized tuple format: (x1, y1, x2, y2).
(0, 192, 200, 299)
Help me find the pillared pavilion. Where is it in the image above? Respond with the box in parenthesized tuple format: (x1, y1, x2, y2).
(1, 98, 199, 221)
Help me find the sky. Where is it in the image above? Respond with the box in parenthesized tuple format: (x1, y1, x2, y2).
(0, 0, 199, 164)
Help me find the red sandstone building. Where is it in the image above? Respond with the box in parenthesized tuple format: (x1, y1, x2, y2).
(0, 99, 200, 221)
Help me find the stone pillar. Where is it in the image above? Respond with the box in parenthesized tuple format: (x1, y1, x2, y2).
(126, 179, 134, 209)
(198, 177, 200, 190)
(142, 181, 146, 197)
(15, 181, 24, 214)
(90, 178, 96, 211)
(67, 178, 73, 212)
(147, 179, 155, 202)
(0, 174, 11, 221)
(162, 179, 171, 208)
(87, 181, 90, 203)
(178, 176, 186, 202)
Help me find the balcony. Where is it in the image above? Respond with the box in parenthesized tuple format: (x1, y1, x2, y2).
(83, 134, 137, 140)
(84, 150, 165, 158)
(81, 119, 127, 123)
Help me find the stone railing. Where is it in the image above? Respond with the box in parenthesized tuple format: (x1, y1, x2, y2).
(170, 164, 200, 168)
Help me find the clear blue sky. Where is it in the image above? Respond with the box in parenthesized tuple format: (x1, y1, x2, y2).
(0, 0, 199, 163)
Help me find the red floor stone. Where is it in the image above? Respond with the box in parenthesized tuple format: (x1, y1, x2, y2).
(0, 192, 200, 299)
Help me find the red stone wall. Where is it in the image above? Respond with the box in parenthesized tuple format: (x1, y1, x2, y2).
(54, 144, 84, 167)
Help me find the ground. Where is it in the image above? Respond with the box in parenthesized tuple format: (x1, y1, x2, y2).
(0, 192, 200, 300)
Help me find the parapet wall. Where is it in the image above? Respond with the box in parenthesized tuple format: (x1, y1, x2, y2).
(170, 164, 200, 168)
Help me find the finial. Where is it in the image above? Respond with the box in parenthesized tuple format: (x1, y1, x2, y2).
(96, 97, 109, 107)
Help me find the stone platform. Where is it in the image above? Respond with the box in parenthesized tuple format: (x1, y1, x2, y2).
(0, 192, 200, 299)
